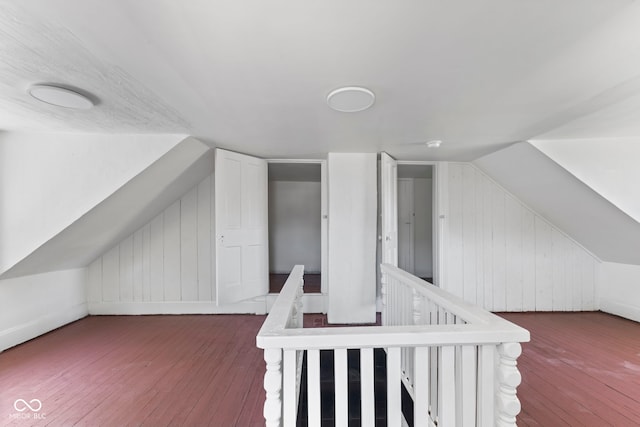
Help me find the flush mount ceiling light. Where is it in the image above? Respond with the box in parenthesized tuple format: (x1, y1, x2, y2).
(426, 139, 443, 148)
(327, 86, 375, 112)
(28, 84, 94, 110)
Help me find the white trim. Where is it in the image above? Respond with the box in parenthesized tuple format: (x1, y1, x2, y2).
(600, 299, 640, 323)
(266, 158, 329, 305)
(88, 300, 267, 315)
(0, 303, 88, 352)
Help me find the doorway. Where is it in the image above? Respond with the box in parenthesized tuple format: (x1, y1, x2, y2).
(267, 162, 324, 294)
(397, 164, 434, 282)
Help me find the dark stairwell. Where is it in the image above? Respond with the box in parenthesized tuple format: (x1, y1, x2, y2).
(296, 348, 415, 427)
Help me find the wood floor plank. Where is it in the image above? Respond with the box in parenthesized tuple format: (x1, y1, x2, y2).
(500, 312, 640, 427)
(0, 315, 267, 426)
(2, 312, 640, 426)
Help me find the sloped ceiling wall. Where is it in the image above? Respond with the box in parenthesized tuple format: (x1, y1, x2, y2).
(0, 136, 214, 279)
(474, 142, 640, 265)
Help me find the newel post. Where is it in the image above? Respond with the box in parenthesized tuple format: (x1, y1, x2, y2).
(263, 348, 283, 427)
(495, 342, 523, 427)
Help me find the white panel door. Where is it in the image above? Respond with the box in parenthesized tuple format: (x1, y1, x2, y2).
(381, 152, 398, 266)
(215, 148, 268, 305)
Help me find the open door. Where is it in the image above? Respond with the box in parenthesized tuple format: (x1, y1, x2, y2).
(381, 152, 398, 266)
(215, 148, 268, 304)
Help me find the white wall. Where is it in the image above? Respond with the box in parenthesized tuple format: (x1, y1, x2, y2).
(268, 180, 321, 273)
(414, 178, 433, 278)
(441, 162, 599, 312)
(532, 138, 640, 223)
(0, 268, 87, 352)
(599, 262, 640, 322)
(0, 132, 183, 274)
(327, 153, 377, 324)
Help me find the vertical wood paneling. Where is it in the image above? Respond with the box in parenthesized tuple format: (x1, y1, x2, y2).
(462, 165, 477, 305)
(102, 246, 119, 302)
(481, 176, 494, 311)
(448, 164, 464, 299)
(133, 230, 144, 301)
(142, 224, 151, 301)
(164, 200, 181, 301)
(91, 173, 219, 307)
(474, 169, 485, 309)
(119, 235, 134, 302)
(181, 187, 198, 301)
(505, 196, 523, 311)
(87, 258, 102, 303)
(551, 229, 566, 311)
(149, 213, 165, 301)
(197, 176, 213, 301)
(534, 217, 553, 310)
(582, 254, 596, 310)
(521, 210, 536, 311)
(492, 185, 506, 311)
(570, 242, 581, 310)
(445, 163, 599, 312)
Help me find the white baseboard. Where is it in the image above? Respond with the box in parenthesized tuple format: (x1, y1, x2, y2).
(0, 303, 88, 352)
(88, 300, 268, 315)
(600, 298, 640, 323)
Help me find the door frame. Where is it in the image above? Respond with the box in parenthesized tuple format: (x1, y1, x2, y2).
(266, 159, 328, 295)
(396, 161, 443, 287)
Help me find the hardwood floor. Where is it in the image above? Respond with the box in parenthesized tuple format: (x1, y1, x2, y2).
(2, 312, 640, 426)
(0, 315, 267, 426)
(270, 273, 321, 294)
(500, 312, 640, 426)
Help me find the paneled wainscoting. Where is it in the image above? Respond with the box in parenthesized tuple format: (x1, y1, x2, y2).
(1, 312, 640, 426)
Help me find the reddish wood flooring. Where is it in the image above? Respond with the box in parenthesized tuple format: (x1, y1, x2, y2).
(500, 312, 640, 427)
(2, 312, 640, 426)
(269, 274, 321, 294)
(0, 315, 267, 427)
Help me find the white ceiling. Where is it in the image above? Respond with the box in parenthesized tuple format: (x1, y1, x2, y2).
(2, 0, 640, 160)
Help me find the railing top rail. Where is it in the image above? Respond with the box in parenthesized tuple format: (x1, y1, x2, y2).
(257, 322, 529, 350)
(257, 263, 529, 350)
(257, 264, 304, 337)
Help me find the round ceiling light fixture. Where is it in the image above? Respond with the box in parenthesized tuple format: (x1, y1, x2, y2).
(28, 84, 94, 110)
(426, 139, 443, 148)
(327, 86, 375, 112)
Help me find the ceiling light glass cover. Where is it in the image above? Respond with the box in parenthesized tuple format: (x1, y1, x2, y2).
(28, 84, 94, 109)
(327, 86, 375, 112)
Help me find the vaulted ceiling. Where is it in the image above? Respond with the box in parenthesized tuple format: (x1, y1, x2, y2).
(2, 0, 640, 160)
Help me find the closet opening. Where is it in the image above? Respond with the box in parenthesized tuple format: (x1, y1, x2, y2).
(267, 162, 323, 294)
(397, 164, 434, 282)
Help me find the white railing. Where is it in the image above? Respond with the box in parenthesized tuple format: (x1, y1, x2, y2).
(256, 264, 530, 427)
